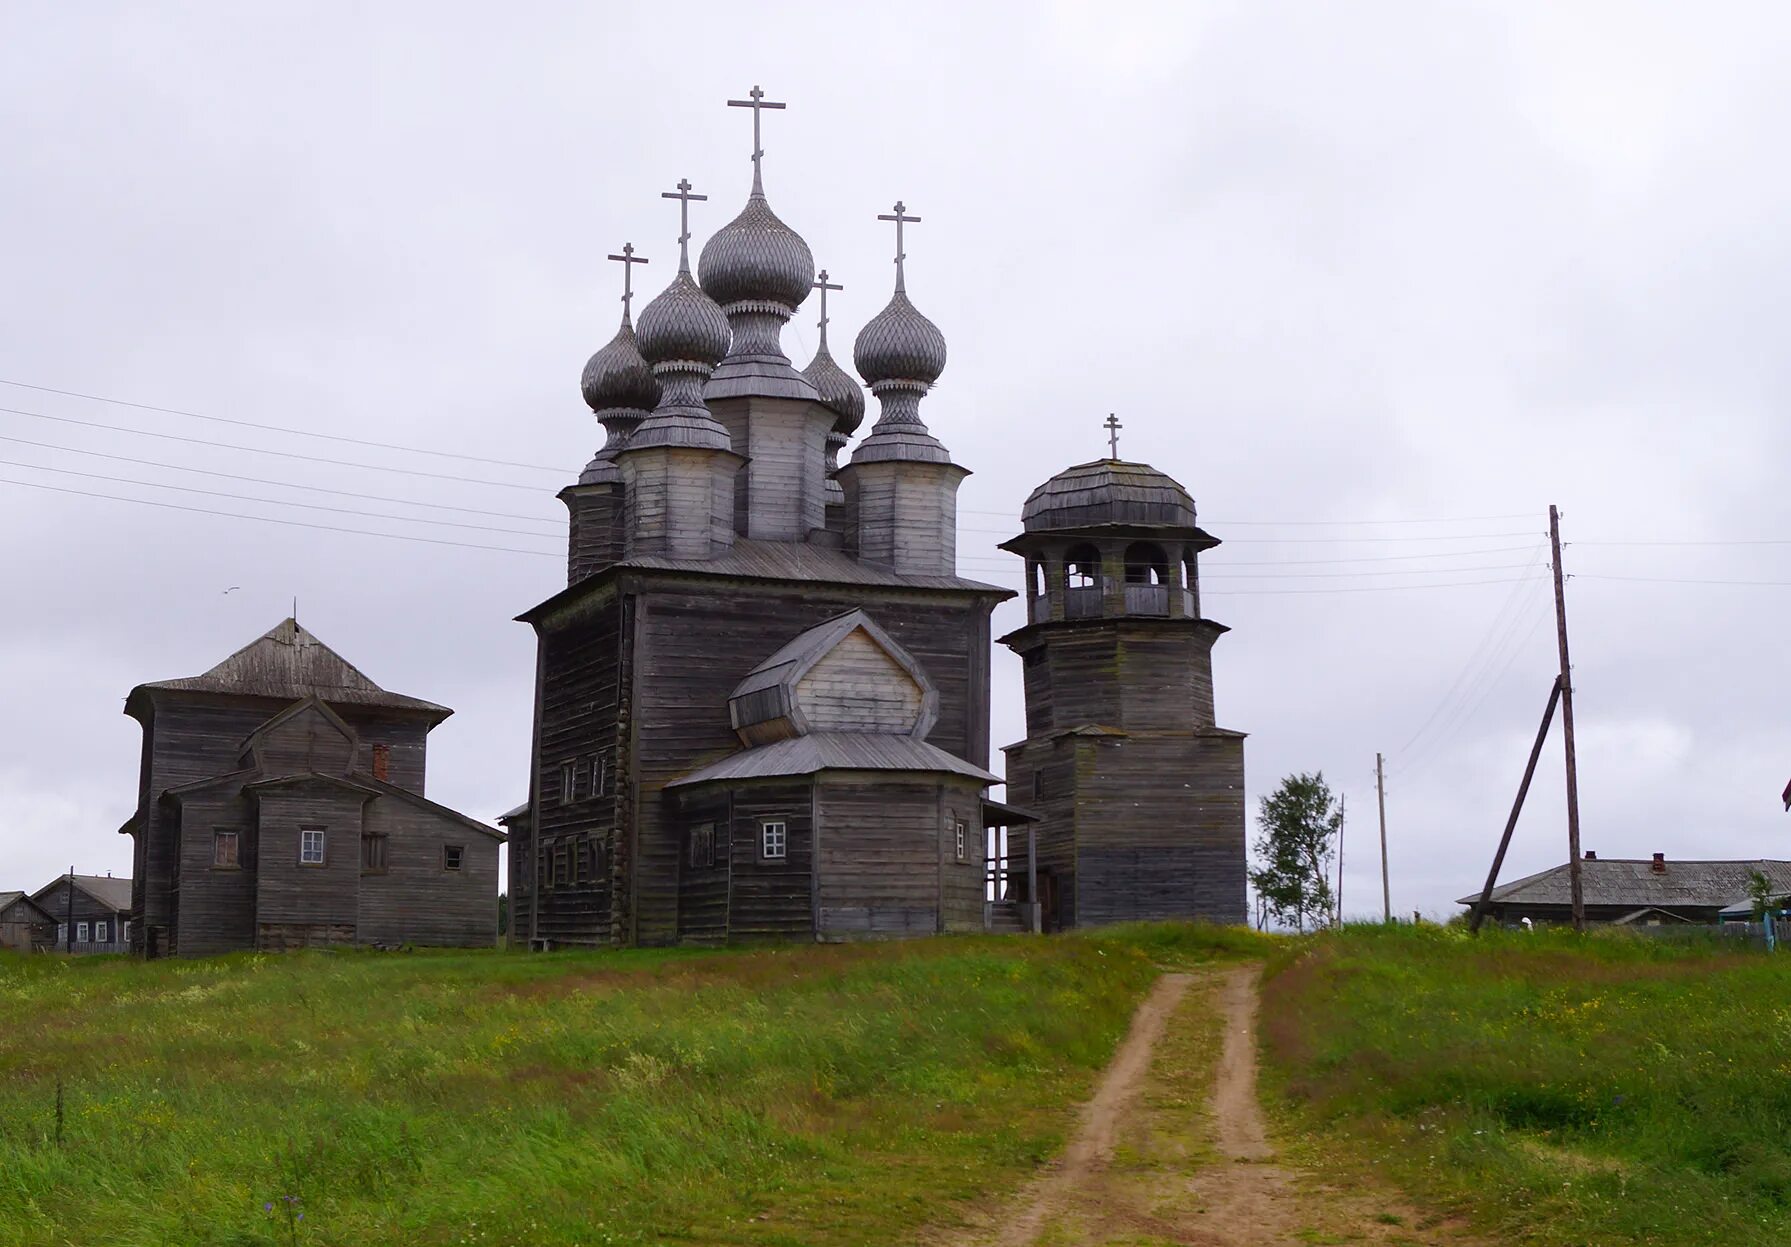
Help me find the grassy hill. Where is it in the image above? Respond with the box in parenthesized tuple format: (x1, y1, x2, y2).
(1262, 923, 1791, 1245)
(0, 926, 1264, 1247)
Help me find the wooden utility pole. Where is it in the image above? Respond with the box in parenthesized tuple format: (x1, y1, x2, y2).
(1335, 793, 1346, 926)
(1549, 505, 1586, 932)
(1469, 678, 1563, 933)
(1375, 753, 1391, 922)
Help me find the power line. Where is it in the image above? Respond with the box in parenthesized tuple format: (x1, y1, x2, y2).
(0, 430, 564, 524)
(0, 476, 563, 558)
(1575, 539, 1791, 548)
(952, 558, 1542, 579)
(1576, 573, 1791, 587)
(0, 377, 570, 473)
(959, 569, 1551, 596)
(0, 405, 549, 492)
(958, 525, 1541, 543)
(0, 457, 565, 538)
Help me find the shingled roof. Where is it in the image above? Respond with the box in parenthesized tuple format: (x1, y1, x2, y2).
(32, 874, 133, 912)
(127, 619, 449, 720)
(1460, 858, 1791, 910)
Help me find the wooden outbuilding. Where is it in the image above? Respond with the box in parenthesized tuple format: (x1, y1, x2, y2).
(0, 891, 57, 952)
(119, 619, 502, 956)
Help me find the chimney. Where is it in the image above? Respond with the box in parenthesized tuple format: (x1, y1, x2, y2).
(1651, 852, 1666, 874)
(371, 743, 391, 782)
(1584, 851, 1596, 861)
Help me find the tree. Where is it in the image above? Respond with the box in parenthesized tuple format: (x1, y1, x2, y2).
(1747, 870, 1776, 920)
(1248, 772, 1341, 933)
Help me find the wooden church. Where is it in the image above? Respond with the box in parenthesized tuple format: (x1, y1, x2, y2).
(506, 88, 1245, 946)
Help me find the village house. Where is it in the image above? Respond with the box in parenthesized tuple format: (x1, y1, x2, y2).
(0, 889, 57, 952)
(29, 874, 131, 953)
(1462, 852, 1791, 926)
(505, 88, 1247, 946)
(119, 619, 503, 956)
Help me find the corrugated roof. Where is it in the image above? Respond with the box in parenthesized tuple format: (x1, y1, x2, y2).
(669, 732, 998, 787)
(1459, 858, 1791, 909)
(131, 619, 450, 717)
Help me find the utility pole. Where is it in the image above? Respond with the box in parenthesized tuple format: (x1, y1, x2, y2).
(64, 865, 74, 952)
(1335, 793, 1346, 927)
(1549, 505, 1586, 932)
(1375, 754, 1391, 923)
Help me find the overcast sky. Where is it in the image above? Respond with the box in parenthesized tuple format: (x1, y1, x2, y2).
(2, 2, 1787, 919)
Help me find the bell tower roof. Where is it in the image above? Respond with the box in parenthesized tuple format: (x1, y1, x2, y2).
(1019, 459, 1201, 533)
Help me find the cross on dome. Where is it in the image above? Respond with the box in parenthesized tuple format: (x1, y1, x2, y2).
(660, 178, 708, 272)
(1105, 413, 1123, 459)
(877, 201, 921, 294)
(726, 84, 787, 193)
(606, 243, 649, 321)
(814, 269, 842, 346)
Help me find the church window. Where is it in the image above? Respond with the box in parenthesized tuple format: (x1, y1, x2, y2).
(76, 921, 89, 943)
(954, 821, 967, 861)
(362, 833, 388, 873)
(212, 830, 240, 868)
(593, 750, 612, 797)
(552, 842, 571, 886)
(1033, 770, 1044, 801)
(95, 920, 109, 944)
(1066, 545, 1103, 589)
(559, 761, 577, 805)
(688, 823, 715, 869)
(300, 828, 326, 865)
(443, 845, 464, 872)
(1028, 561, 1045, 597)
(760, 820, 787, 862)
(537, 844, 552, 891)
(1123, 542, 1169, 586)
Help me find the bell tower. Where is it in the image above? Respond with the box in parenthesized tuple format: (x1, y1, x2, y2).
(999, 454, 1247, 928)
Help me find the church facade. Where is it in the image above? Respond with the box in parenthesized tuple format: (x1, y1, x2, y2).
(508, 88, 1245, 947)
(120, 620, 503, 956)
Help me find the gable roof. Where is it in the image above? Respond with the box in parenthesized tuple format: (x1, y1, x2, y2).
(32, 874, 132, 913)
(240, 695, 360, 771)
(0, 892, 55, 924)
(730, 609, 939, 740)
(669, 732, 999, 788)
(128, 619, 450, 720)
(1459, 858, 1791, 910)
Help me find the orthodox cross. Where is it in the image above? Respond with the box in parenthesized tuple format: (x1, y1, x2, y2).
(813, 269, 843, 345)
(606, 242, 649, 319)
(660, 178, 707, 271)
(1104, 413, 1123, 459)
(726, 84, 786, 191)
(877, 201, 921, 292)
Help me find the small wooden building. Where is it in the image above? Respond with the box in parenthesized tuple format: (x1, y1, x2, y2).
(1463, 854, 1791, 926)
(120, 619, 503, 956)
(999, 460, 1248, 928)
(0, 891, 56, 952)
(30, 875, 131, 953)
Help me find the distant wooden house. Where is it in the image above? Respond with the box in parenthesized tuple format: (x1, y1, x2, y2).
(1461, 853, 1791, 926)
(0, 891, 56, 952)
(119, 619, 503, 956)
(30, 875, 131, 953)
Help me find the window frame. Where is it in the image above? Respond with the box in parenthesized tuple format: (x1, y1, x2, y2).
(442, 844, 464, 873)
(361, 833, 389, 874)
(688, 822, 716, 870)
(212, 828, 240, 870)
(299, 827, 326, 867)
(592, 749, 611, 798)
(95, 920, 109, 944)
(1033, 770, 1044, 801)
(559, 760, 577, 806)
(954, 820, 967, 862)
(76, 920, 89, 943)
(759, 819, 788, 863)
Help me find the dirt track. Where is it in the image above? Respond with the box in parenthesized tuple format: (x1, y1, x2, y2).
(949, 963, 1482, 1247)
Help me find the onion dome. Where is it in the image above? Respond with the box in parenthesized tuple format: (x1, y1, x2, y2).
(853, 291, 947, 389)
(580, 317, 660, 415)
(1021, 460, 1199, 532)
(698, 193, 814, 310)
(803, 346, 866, 436)
(636, 270, 731, 368)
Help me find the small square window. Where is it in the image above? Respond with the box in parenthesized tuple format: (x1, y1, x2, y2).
(95, 920, 110, 943)
(443, 845, 464, 872)
(761, 820, 787, 862)
(954, 821, 967, 861)
(213, 829, 239, 868)
(76, 921, 90, 943)
(300, 828, 326, 865)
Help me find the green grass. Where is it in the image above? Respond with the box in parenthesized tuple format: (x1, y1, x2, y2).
(1260, 922, 1791, 1245)
(0, 923, 1263, 1247)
